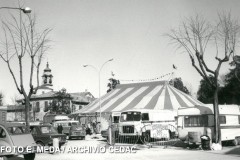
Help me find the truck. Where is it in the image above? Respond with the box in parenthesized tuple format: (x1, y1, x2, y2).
(118, 109, 177, 143)
(177, 105, 240, 146)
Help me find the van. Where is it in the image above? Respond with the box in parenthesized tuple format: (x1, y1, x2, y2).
(43, 114, 70, 124)
(53, 120, 86, 140)
(177, 105, 240, 145)
(118, 109, 177, 141)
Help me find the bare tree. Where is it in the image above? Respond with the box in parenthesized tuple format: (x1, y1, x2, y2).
(0, 10, 51, 129)
(167, 12, 240, 144)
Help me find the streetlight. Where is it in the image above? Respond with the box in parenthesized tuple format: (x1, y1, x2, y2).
(83, 58, 114, 132)
(0, 7, 31, 13)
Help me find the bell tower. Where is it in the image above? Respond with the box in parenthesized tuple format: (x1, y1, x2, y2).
(42, 62, 53, 86)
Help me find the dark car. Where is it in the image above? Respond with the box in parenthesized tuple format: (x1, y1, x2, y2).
(30, 124, 67, 147)
(69, 123, 86, 140)
(0, 123, 37, 160)
(53, 121, 86, 140)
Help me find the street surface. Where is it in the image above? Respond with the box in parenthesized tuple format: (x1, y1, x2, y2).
(9, 134, 240, 160)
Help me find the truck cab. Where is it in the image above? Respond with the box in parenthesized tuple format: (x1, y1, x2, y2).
(118, 109, 177, 142)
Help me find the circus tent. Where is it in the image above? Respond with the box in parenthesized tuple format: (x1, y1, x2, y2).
(71, 81, 205, 116)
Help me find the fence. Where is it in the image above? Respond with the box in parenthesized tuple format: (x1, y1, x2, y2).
(106, 124, 179, 147)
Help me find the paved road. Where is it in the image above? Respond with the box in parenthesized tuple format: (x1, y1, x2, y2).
(10, 135, 240, 160)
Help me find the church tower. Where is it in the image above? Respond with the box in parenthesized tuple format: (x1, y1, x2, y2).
(42, 62, 53, 86)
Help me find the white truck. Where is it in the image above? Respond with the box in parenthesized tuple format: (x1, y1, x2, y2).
(177, 105, 240, 145)
(118, 109, 177, 142)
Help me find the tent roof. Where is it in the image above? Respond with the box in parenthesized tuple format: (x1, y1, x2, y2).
(73, 81, 205, 115)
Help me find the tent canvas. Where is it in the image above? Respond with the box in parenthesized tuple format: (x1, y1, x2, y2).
(72, 81, 205, 115)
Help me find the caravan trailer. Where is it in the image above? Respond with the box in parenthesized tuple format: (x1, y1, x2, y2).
(177, 105, 240, 145)
(118, 109, 177, 140)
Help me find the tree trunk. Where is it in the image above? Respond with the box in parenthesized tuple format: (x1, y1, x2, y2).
(25, 97, 30, 131)
(213, 86, 221, 144)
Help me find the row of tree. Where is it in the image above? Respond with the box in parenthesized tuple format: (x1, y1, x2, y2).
(198, 64, 240, 105)
(167, 12, 240, 144)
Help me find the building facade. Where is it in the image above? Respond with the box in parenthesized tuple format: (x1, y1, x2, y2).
(9, 62, 95, 122)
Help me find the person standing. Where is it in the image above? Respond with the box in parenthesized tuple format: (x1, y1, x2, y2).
(57, 124, 63, 134)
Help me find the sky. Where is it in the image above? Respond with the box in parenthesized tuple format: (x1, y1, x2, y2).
(0, 0, 240, 104)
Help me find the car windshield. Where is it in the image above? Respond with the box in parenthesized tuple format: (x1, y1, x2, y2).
(120, 112, 141, 122)
(71, 122, 79, 126)
(40, 126, 58, 134)
(53, 122, 68, 127)
(70, 123, 83, 130)
(7, 126, 28, 135)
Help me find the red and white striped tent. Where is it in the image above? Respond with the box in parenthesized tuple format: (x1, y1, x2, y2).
(73, 81, 205, 115)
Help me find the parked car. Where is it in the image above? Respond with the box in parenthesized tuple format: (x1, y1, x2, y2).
(0, 123, 37, 160)
(30, 124, 67, 147)
(53, 121, 86, 140)
(69, 123, 86, 140)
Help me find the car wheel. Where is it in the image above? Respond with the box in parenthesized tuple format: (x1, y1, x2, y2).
(24, 153, 36, 160)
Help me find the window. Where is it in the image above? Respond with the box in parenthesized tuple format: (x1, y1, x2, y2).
(34, 102, 40, 112)
(44, 101, 48, 108)
(30, 127, 38, 135)
(71, 122, 79, 126)
(79, 106, 82, 110)
(142, 113, 149, 121)
(0, 127, 6, 138)
(219, 116, 226, 124)
(44, 101, 48, 112)
(113, 116, 120, 123)
(40, 126, 57, 134)
(7, 126, 27, 135)
(120, 112, 141, 122)
(36, 101, 40, 112)
(184, 115, 208, 127)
